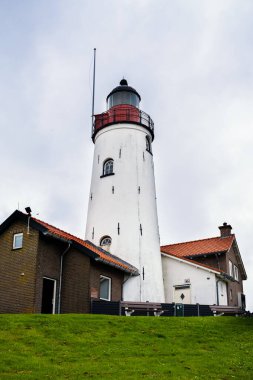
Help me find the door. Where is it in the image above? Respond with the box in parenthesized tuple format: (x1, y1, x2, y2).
(217, 281, 228, 306)
(41, 278, 56, 314)
(174, 286, 191, 304)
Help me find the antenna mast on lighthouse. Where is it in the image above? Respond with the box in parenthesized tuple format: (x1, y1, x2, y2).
(91, 48, 96, 135)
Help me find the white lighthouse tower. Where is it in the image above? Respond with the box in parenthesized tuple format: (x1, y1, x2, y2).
(85, 79, 164, 302)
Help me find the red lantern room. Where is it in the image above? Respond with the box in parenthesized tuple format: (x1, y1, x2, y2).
(92, 79, 154, 142)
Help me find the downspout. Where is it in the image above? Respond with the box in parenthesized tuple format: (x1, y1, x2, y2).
(58, 243, 71, 314)
(216, 280, 220, 306)
(27, 215, 31, 235)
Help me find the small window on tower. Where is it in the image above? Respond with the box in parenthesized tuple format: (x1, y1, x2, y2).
(100, 236, 112, 247)
(146, 136, 152, 154)
(101, 159, 114, 177)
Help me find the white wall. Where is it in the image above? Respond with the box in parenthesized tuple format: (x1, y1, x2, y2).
(162, 254, 227, 305)
(86, 123, 165, 302)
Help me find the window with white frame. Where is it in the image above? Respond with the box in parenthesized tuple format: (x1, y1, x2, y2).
(234, 265, 239, 281)
(229, 260, 233, 277)
(13, 233, 23, 249)
(100, 275, 111, 301)
(102, 159, 114, 176)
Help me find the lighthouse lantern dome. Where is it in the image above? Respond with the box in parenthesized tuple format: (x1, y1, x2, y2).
(106, 79, 141, 109)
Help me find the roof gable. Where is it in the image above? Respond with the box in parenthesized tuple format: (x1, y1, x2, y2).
(162, 251, 222, 274)
(0, 210, 138, 275)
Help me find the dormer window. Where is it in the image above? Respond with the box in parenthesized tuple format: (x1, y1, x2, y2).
(146, 136, 152, 154)
(101, 159, 114, 177)
(100, 236, 112, 247)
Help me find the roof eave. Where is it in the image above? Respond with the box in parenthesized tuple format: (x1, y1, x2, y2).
(42, 231, 72, 244)
(232, 239, 247, 280)
(217, 273, 235, 282)
(94, 257, 139, 275)
(185, 251, 226, 259)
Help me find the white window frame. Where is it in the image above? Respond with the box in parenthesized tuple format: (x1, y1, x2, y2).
(229, 260, 233, 277)
(13, 233, 23, 249)
(234, 265, 239, 281)
(99, 275, 111, 301)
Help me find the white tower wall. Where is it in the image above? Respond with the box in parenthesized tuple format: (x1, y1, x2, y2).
(85, 123, 165, 302)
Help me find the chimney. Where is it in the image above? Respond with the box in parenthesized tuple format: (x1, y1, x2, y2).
(219, 222, 232, 237)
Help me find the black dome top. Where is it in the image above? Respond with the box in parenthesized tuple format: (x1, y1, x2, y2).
(120, 78, 128, 85)
(106, 79, 141, 101)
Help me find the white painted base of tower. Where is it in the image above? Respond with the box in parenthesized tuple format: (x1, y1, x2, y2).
(123, 272, 165, 303)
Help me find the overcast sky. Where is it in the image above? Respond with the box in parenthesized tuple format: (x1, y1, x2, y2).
(0, 0, 252, 310)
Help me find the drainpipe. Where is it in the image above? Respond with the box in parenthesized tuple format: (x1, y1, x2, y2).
(58, 243, 71, 314)
(27, 215, 31, 235)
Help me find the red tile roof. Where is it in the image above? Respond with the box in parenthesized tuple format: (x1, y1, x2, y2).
(161, 235, 234, 258)
(32, 216, 138, 275)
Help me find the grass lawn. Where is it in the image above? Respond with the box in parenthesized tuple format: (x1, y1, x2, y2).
(0, 315, 252, 379)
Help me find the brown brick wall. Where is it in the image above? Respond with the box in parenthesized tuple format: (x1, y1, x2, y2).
(36, 236, 63, 313)
(226, 244, 244, 307)
(61, 248, 91, 314)
(191, 253, 226, 272)
(0, 220, 39, 313)
(0, 219, 126, 313)
(90, 262, 124, 301)
(37, 237, 93, 314)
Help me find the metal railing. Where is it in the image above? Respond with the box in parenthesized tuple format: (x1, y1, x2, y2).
(92, 105, 154, 140)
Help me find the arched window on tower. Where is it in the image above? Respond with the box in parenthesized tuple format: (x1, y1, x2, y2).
(100, 236, 112, 249)
(102, 159, 114, 177)
(146, 136, 152, 154)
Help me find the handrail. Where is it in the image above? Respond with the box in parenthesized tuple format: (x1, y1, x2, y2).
(92, 105, 154, 141)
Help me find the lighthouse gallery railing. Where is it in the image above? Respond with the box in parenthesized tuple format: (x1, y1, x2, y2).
(92, 105, 154, 140)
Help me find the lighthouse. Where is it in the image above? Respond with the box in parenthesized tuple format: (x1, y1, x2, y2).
(85, 79, 165, 302)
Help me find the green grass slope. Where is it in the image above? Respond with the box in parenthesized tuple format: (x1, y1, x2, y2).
(0, 315, 252, 379)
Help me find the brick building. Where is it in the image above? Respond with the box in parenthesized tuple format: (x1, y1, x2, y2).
(161, 223, 247, 308)
(0, 210, 138, 314)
